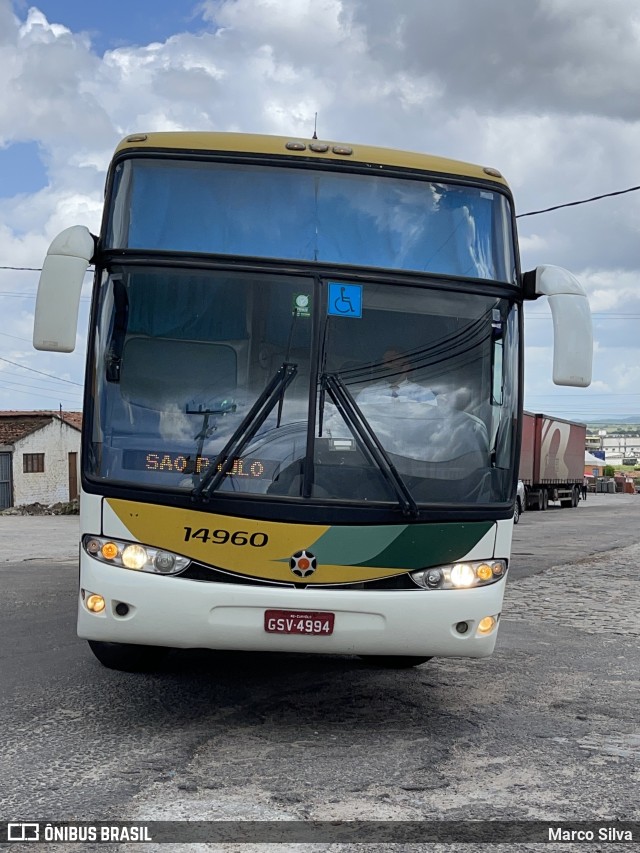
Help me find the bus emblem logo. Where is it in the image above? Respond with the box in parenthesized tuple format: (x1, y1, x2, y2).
(290, 550, 317, 578)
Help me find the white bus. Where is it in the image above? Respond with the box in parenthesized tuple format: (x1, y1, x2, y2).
(34, 132, 592, 671)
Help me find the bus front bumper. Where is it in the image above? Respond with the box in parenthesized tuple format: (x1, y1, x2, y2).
(77, 557, 507, 659)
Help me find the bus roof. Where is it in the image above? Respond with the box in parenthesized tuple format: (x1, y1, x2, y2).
(114, 132, 509, 187)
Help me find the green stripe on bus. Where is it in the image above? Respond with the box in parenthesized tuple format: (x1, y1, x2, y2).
(360, 522, 494, 569)
(309, 521, 493, 570)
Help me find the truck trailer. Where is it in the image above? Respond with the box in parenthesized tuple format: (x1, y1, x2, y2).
(519, 412, 586, 510)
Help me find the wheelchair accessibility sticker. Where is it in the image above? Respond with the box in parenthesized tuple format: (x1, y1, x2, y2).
(327, 282, 362, 318)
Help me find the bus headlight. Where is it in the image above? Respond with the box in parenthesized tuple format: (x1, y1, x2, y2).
(411, 560, 507, 590)
(82, 535, 190, 576)
(122, 544, 148, 570)
(154, 551, 176, 573)
(449, 563, 475, 588)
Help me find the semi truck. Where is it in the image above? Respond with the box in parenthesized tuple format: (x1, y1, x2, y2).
(519, 412, 586, 510)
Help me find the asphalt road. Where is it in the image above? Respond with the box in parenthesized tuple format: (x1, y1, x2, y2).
(509, 491, 640, 578)
(1, 495, 638, 851)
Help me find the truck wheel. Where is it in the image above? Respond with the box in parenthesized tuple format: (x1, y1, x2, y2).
(88, 640, 169, 672)
(561, 488, 579, 508)
(359, 655, 432, 668)
(535, 489, 548, 510)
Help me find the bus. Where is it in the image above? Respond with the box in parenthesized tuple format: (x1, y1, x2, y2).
(33, 132, 592, 672)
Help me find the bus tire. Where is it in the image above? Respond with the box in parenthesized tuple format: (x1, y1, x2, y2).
(88, 640, 170, 672)
(514, 499, 521, 524)
(540, 490, 549, 510)
(359, 655, 432, 668)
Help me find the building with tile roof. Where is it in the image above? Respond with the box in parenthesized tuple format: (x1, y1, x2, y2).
(0, 411, 82, 509)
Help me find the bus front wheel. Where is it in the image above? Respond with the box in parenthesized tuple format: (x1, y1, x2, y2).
(359, 655, 432, 668)
(88, 640, 170, 672)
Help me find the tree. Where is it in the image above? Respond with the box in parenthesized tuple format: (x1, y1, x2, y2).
(603, 465, 615, 477)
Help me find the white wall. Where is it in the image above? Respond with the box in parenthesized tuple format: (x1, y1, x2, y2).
(600, 437, 640, 455)
(12, 420, 80, 506)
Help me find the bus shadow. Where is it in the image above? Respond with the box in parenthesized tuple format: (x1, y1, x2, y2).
(99, 646, 487, 730)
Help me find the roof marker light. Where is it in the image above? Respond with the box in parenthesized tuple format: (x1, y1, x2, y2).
(332, 145, 353, 156)
(286, 141, 307, 151)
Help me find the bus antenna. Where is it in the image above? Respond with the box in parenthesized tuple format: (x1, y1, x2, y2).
(312, 113, 318, 140)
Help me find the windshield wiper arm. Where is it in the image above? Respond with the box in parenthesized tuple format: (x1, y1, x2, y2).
(192, 362, 298, 501)
(322, 373, 419, 518)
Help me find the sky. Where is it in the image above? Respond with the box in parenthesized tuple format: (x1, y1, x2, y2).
(1, 0, 640, 422)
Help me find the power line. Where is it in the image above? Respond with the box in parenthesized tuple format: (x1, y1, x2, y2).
(0, 382, 82, 405)
(0, 179, 636, 259)
(0, 265, 42, 271)
(0, 290, 91, 301)
(527, 393, 640, 398)
(0, 378, 82, 401)
(1, 181, 637, 242)
(0, 356, 83, 386)
(526, 314, 640, 320)
(0, 265, 94, 272)
(517, 184, 640, 218)
(0, 367, 84, 392)
(0, 330, 32, 343)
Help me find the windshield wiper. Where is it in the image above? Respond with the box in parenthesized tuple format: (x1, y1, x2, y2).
(192, 362, 298, 501)
(322, 372, 419, 518)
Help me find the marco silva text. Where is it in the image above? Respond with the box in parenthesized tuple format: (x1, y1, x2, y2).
(549, 826, 634, 842)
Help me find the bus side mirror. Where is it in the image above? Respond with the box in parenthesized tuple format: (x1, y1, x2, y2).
(523, 264, 592, 387)
(33, 225, 95, 352)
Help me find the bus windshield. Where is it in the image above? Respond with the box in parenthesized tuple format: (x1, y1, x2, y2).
(106, 159, 515, 282)
(88, 267, 518, 507)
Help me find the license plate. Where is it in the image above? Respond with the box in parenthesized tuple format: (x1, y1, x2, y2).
(264, 610, 335, 635)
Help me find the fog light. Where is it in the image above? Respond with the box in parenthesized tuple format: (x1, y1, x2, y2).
(86, 594, 105, 613)
(450, 564, 475, 588)
(456, 621, 469, 634)
(122, 544, 148, 570)
(101, 542, 119, 560)
(492, 562, 504, 576)
(477, 616, 496, 634)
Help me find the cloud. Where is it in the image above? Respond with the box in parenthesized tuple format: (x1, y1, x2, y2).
(0, 0, 17, 45)
(0, 0, 639, 417)
(349, 0, 640, 121)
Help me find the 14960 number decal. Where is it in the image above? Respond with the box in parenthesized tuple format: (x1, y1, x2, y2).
(183, 527, 268, 547)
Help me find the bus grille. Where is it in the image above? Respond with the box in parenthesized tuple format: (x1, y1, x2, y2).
(180, 563, 418, 590)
